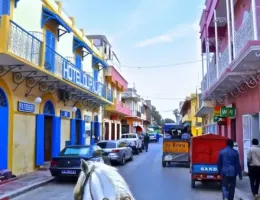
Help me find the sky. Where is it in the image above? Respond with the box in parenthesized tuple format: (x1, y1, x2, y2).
(60, 0, 205, 119)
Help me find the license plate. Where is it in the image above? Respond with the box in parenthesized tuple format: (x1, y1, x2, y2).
(61, 170, 76, 175)
(207, 175, 214, 178)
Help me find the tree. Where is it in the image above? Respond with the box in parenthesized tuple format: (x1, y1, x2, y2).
(164, 118, 175, 123)
(151, 106, 163, 126)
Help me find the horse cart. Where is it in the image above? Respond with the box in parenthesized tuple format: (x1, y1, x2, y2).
(190, 134, 228, 188)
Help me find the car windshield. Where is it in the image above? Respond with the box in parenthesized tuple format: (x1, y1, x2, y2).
(60, 146, 91, 156)
(97, 142, 117, 149)
(122, 134, 136, 139)
(149, 133, 155, 136)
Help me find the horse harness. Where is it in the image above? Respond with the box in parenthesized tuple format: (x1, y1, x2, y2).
(81, 167, 95, 200)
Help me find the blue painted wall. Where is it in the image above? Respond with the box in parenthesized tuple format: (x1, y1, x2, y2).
(52, 116, 61, 157)
(35, 114, 44, 166)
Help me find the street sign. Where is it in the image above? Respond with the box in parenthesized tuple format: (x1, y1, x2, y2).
(220, 107, 236, 117)
(17, 101, 35, 113)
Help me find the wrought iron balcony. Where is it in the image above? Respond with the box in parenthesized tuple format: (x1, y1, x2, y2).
(234, 10, 254, 58)
(8, 20, 42, 66)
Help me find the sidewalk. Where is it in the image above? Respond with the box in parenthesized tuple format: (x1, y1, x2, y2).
(0, 170, 54, 200)
(235, 176, 253, 200)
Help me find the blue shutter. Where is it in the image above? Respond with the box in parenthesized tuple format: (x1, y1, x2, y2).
(70, 119, 76, 145)
(52, 117, 61, 157)
(80, 120, 85, 145)
(45, 30, 56, 72)
(94, 122, 101, 138)
(93, 69, 98, 81)
(75, 54, 82, 69)
(35, 114, 44, 166)
(0, 106, 8, 169)
(0, 0, 11, 15)
(91, 122, 95, 144)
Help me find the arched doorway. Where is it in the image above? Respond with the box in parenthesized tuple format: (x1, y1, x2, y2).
(43, 100, 55, 162)
(0, 88, 9, 169)
(75, 109, 81, 145)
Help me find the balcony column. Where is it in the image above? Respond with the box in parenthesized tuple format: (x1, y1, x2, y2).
(226, 0, 232, 63)
(252, 0, 258, 40)
(230, 0, 236, 58)
(201, 53, 205, 77)
(206, 38, 210, 89)
(214, 9, 219, 78)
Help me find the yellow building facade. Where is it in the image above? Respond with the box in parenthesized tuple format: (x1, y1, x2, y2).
(0, 0, 113, 175)
(180, 94, 202, 136)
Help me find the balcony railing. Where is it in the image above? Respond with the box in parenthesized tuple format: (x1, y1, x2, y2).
(218, 46, 229, 76)
(7, 20, 112, 102)
(8, 20, 42, 66)
(234, 10, 254, 58)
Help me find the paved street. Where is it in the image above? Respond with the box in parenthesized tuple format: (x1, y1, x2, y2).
(13, 141, 222, 200)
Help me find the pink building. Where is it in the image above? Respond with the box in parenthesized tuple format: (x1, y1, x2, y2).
(196, 0, 260, 171)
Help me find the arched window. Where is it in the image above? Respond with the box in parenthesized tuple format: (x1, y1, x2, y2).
(75, 109, 81, 119)
(43, 100, 55, 115)
(0, 88, 8, 107)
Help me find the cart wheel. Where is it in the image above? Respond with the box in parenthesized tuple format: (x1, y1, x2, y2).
(191, 179, 195, 188)
(162, 161, 166, 167)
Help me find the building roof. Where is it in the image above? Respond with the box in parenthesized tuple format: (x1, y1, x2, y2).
(86, 35, 112, 47)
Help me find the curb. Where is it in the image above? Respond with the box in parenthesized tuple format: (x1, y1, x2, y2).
(0, 177, 54, 200)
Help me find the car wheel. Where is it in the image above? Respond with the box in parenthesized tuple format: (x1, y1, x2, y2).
(120, 155, 126, 165)
(129, 152, 133, 161)
(110, 160, 116, 166)
(135, 149, 139, 155)
(162, 161, 166, 167)
(191, 179, 195, 188)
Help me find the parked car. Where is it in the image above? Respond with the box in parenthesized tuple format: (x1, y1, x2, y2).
(149, 133, 157, 142)
(120, 133, 143, 154)
(97, 140, 133, 165)
(50, 145, 110, 179)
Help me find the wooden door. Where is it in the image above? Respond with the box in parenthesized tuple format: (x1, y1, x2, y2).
(44, 116, 52, 161)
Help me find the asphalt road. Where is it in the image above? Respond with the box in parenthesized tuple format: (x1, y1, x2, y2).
(13, 141, 222, 200)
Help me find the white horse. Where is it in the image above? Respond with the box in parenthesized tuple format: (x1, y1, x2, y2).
(74, 160, 135, 200)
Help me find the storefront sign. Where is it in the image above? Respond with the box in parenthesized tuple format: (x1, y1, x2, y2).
(84, 115, 91, 122)
(62, 62, 104, 97)
(213, 106, 221, 116)
(17, 101, 35, 113)
(60, 110, 71, 118)
(220, 107, 235, 117)
(217, 117, 227, 125)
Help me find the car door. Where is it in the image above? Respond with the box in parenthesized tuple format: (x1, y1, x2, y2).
(120, 142, 131, 159)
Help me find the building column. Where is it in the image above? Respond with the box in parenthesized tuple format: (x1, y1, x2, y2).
(226, 0, 232, 63)
(252, 0, 258, 40)
(201, 53, 205, 78)
(108, 122, 111, 140)
(214, 9, 219, 78)
(206, 38, 210, 89)
(230, 0, 236, 58)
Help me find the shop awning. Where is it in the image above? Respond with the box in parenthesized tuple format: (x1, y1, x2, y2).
(92, 54, 108, 68)
(73, 37, 94, 54)
(41, 7, 72, 33)
(195, 101, 214, 117)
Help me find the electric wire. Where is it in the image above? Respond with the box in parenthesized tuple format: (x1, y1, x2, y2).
(121, 60, 202, 69)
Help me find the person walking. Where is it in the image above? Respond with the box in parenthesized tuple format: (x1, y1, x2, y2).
(247, 138, 260, 199)
(218, 139, 242, 200)
(143, 133, 150, 152)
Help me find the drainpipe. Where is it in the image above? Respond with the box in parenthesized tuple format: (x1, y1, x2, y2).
(214, 9, 219, 79)
(226, 0, 232, 63)
(201, 53, 205, 83)
(252, 0, 258, 40)
(230, 0, 236, 58)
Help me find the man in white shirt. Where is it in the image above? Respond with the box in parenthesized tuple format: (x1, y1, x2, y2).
(248, 138, 260, 199)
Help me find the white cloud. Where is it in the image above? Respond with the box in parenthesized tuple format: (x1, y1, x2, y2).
(134, 24, 195, 48)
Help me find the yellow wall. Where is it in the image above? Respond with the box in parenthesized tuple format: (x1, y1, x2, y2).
(0, 72, 97, 175)
(191, 97, 202, 136)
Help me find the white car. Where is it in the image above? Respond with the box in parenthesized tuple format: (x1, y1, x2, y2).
(120, 133, 142, 154)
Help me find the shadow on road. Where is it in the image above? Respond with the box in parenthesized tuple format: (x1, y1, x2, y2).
(192, 181, 221, 191)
